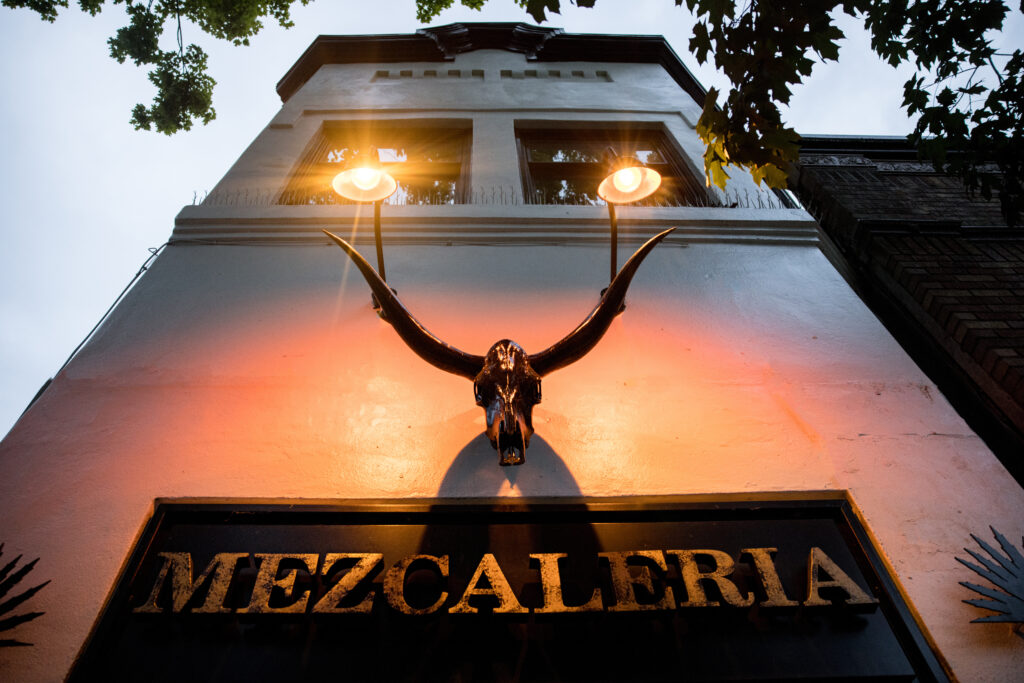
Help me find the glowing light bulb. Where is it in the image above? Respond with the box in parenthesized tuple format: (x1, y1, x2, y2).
(612, 167, 643, 194)
(352, 167, 382, 192)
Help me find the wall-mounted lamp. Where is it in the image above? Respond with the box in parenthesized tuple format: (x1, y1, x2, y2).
(331, 147, 398, 313)
(596, 148, 662, 291)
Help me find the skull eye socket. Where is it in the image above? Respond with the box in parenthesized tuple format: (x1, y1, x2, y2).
(474, 382, 489, 406)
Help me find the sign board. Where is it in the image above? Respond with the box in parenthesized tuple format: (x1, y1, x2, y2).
(70, 494, 948, 681)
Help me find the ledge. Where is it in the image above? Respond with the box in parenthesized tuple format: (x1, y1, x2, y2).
(173, 205, 819, 247)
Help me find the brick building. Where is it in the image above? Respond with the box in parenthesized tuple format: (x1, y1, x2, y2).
(792, 136, 1024, 484)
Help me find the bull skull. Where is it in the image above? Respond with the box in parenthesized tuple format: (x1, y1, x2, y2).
(324, 227, 675, 466)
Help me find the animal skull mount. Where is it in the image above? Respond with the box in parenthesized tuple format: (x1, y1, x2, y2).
(324, 227, 676, 466)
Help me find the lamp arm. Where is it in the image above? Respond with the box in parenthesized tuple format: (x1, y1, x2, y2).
(323, 230, 484, 379)
(529, 227, 675, 376)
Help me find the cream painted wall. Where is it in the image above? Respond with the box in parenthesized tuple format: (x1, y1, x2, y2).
(1, 43, 1022, 682)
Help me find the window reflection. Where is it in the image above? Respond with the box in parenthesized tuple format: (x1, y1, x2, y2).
(281, 124, 470, 205)
(517, 127, 708, 207)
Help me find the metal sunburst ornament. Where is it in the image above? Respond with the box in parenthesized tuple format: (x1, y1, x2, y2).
(0, 543, 49, 647)
(956, 527, 1024, 624)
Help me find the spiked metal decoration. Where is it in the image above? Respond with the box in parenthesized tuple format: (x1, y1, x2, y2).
(324, 227, 675, 466)
(956, 527, 1024, 624)
(0, 543, 50, 647)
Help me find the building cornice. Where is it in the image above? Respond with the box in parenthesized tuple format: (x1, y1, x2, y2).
(418, 22, 562, 59)
(275, 22, 708, 108)
(798, 135, 917, 161)
(172, 205, 819, 248)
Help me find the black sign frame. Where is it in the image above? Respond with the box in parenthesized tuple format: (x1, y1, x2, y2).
(69, 491, 951, 682)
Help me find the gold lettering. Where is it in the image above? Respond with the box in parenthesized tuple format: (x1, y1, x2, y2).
(804, 547, 878, 607)
(449, 553, 528, 614)
(383, 554, 449, 615)
(134, 552, 247, 613)
(530, 553, 603, 613)
(313, 553, 384, 614)
(742, 547, 798, 607)
(670, 549, 754, 607)
(599, 551, 675, 611)
(239, 553, 319, 614)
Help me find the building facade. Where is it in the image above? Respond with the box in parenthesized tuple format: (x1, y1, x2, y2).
(1, 23, 1022, 681)
(792, 136, 1024, 483)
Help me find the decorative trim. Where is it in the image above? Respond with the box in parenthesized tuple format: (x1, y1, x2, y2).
(371, 68, 485, 81)
(275, 23, 708, 108)
(799, 154, 877, 168)
(172, 208, 820, 247)
(873, 160, 1002, 174)
(0, 543, 49, 648)
(875, 161, 941, 174)
(417, 22, 562, 59)
(957, 527, 1024, 625)
(500, 68, 611, 81)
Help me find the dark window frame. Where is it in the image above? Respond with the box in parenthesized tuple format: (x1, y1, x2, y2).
(280, 120, 472, 205)
(515, 123, 711, 207)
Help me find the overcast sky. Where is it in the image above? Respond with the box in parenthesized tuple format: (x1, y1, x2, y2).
(1, 1, 1020, 437)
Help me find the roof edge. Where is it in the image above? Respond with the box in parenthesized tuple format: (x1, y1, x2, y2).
(798, 134, 917, 160)
(275, 22, 708, 108)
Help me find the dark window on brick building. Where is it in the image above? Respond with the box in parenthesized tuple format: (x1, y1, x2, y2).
(280, 122, 471, 205)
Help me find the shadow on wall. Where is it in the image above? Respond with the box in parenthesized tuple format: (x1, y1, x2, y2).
(403, 439, 618, 681)
(436, 433, 583, 498)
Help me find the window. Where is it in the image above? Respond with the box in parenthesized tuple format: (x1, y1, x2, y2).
(280, 122, 471, 205)
(516, 125, 710, 206)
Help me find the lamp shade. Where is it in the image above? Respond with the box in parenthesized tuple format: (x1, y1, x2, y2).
(331, 148, 398, 202)
(596, 149, 662, 204)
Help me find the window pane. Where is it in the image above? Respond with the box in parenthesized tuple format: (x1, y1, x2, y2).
(390, 179, 458, 206)
(634, 148, 664, 164)
(526, 141, 604, 163)
(281, 124, 469, 205)
(529, 178, 604, 206)
(517, 126, 708, 207)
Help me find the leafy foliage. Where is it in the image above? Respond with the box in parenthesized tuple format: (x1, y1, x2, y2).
(416, 0, 594, 23)
(0, 543, 50, 647)
(4, 0, 1021, 223)
(3, 0, 310, 134)
(130, 43, 216, 134)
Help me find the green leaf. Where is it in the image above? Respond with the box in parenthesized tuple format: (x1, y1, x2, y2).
(708, 158, 730, 189)
(107, 4, 162, 66)
(131, 45, 217, 135)
(415, 1, 454, 22)
(690, 21, 711, 64)
(516, 0, 561, 23)
(751, 163, 789, 188)
(695, 87, 720, 140)
(1, 0, 66, 22)
(761, 126, 801, 163)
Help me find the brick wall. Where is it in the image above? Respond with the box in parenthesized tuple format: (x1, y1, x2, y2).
(792, 141, 1024, 482)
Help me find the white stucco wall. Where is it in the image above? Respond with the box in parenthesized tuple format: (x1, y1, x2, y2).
(1, 41, 1022, 681)
(212, 50, 718, 202)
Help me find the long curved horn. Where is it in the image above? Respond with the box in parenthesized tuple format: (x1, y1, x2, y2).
(528, 227, 675, 377)
(324, 230, 484, 379)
